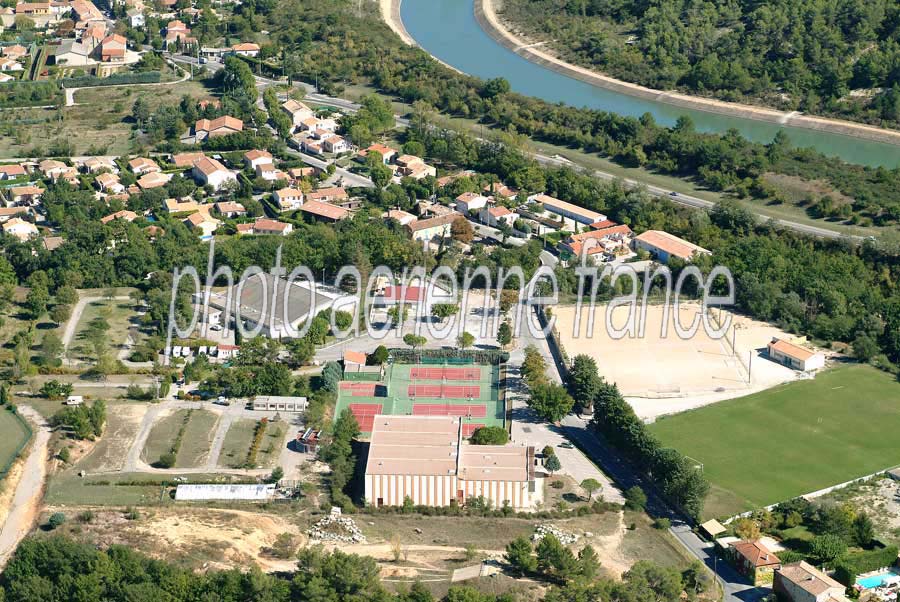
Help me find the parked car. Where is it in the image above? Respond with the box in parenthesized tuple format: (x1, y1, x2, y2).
(558, 442, 574, 449)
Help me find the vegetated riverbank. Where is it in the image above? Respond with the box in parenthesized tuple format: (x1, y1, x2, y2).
(381, 0, 462, 74)
(476, 0, 900, 147)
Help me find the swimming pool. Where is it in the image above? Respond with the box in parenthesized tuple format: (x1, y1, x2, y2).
(857, 569, 900, 589)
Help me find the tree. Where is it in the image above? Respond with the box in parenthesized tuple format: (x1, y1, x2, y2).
(369, 162, 391, 189)
(451, 217, 474, 244)
(580, 478, 601, 500)
(624, 486, 647, 511)
(528, 382, 574, 423)
(457, 331, 475, 350)
(577, 545, 601, 580)
(470, 426, 509, 445)
(535, 533, 577, 581)
(156, 451, 176, 468)
(810, 534, 847, 566)
(544, 454, 561, 475)
(852, 513, 875, 547)
(497, 321, 512, 348)
(49, 304, 71, 327)
(321, 361, 343, 392)
(504, 536, 536, 575)
(403, 334, 427, 349)
(852, 334, 880, 362)
(387, 304, 409, 326)
(369, 345, 389, 365)
(268, 466, 284, 483)
(47, 513, 66, 530)
(734, 518, 760, 540)
(55, 285, 78, 306)
(38, 332, 64, 368)
(39, 380, 73, 400)
(25, 285, 49, 319)
(431, 303, 459, 321)
(624, 561, 683, 602)
(569, 355, 601, 410)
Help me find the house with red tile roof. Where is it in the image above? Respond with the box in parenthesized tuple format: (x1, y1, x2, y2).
(730, 540, 781, 586)
(194, 116, 243, 141)
(299, 199, 350, 223)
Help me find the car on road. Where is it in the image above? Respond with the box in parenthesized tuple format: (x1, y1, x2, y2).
(199, 57, 208, 64)
(558, 442, 574, 449)
(669, 191, 678, 196)
(213, 396, 230, 406)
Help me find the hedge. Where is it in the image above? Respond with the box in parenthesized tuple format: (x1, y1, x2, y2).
(387, 348, 509, 364)
(834, 544, 899, 585)
(59, 71, 162, 88)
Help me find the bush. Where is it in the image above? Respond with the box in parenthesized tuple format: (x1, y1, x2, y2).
(77, 510, 94, 524)
(550, 480, 564, 489)
(653, 517, 671, 530)
(624, 486, 647, 511)
(47, 512, 66, 529)
(470, 426, 509, 445)
(59, 71, 161, 88)
(834, 544, 899, 585)
(156, 452, 176, 469)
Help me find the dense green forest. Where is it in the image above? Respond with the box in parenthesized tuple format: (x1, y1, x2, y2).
(502, 0, 900, 127)
(0, 536, 702, 602)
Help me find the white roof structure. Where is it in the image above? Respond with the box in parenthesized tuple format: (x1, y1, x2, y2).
(175, 483, 275, 501)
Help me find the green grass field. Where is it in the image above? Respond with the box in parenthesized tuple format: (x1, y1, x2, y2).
(0, 409, 31, 480)
(649, 364, 900, 520)
(217, 419, 257, 469)
(175, 410, 219, 468)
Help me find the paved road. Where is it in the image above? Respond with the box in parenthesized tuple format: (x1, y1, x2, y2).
(0, 406, 50, 568)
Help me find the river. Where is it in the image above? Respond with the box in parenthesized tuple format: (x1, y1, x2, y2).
(400, 0, 900, 168)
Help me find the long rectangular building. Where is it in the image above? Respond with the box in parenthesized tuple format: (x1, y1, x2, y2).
(364, 415, 539, 509)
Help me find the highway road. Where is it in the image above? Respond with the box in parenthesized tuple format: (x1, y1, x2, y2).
(170, 52, 854, 241)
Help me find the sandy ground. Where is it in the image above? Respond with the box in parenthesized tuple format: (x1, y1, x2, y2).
(478, 0, 900, 145)
(0, 406, 50, 567)
(80, 403, 148, 473)
(380, 0, 415, 46)
(554, 303, 801, 408)
(834, 478, 900, 536)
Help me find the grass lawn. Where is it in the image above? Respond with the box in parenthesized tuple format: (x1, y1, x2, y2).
(217, 419, 257, 469)
(175, 410, 219, 468)
(45, 473, 172, 506)
(255, 422, 285, 469)
(141, 409, 190, 467)
(70, 298, 137, 365)
(649, 364, 900, 519)
(0, 408, 31, 479)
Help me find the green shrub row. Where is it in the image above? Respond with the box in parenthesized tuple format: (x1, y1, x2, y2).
(245, 419, 268, 468)
(387, 348, 509, 364)
(59, 71, 161, 88)
(834, 545, 899, 585)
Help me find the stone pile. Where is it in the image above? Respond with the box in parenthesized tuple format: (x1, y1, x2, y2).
(307, 514, 367, 543)
(532, 523, 578, 545)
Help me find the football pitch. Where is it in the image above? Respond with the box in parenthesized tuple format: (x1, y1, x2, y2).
(334, 362, 505, 435)
(648, 364, 900, 520)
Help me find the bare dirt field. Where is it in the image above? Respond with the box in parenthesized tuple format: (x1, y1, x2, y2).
(554, 303, 801, 401)
(43, 506, 306, 572)
(75, 403, 147, 473)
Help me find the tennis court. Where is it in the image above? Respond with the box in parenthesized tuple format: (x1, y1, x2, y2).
(334, 360, 504, 435)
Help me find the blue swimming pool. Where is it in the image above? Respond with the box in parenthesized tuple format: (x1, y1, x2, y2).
(857, 570, 900, 589)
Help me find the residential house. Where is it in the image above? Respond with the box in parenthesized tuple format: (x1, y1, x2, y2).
(0, 74, 14, 84)
(480, 205, 517, 229)
(299, 199, 350, 223)
(455, 192, 488, 214)
(0, 58, 22, 71)
(2, 217, 37, 241)
(213, 201, 246, 218)
(730, 540, 781, 586)
(529, 193, 605, 227)
(231, 42, 260, 57)
(2, 45, 27, 60)
(39, 159, 68, 178)
(305, 187, 347, 204)
(287, 166, 316, 182)
(0, 164, 26, 180)
(191, 156, 236, 190)
(774, 561, 851, 602)
(406, 212, 461, 244)
(766, 338, 825, 372)
(164, 19, 191, 45)
(254, 161, 282, 182)
(236, 217, 292, 236)
(41, 236, 64, 251)
(0, 207, 29, 222)
(194, 116, 243, 141)
(7, 185, 44, 206)
(127, 8, 144, 27)
(136, 171, 171, 190)
(100, 209, 137, 224)
(183, 211, 219, 240)
(383, 209, 417, 227)
(300, 139, 322, 155)
(281, 99, 314, 128)
(164, 198, 201, 214)
(95, 172, 124, 194)
(559, 224, 634, 264)
(243, 149, 272, 170)
(361, 143, 397, 164)
(53, 40, 92, 66)
(81, 156, 117, 173)
(98, 34, 126, 63)
(632, 230, 711, 263)
(14, 2, 50, 15)
(483, 182, 517, 200)
(128, 157, 160, 175)
(395, 154, 435, 180)
(171, 151, 206, 169)
(274, 187, 304, 211)
(323, 135, 349, 154)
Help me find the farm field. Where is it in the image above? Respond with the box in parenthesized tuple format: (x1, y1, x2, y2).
(649, 364, 900, 519)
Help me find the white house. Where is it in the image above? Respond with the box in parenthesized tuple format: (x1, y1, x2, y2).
(480, 205, 517, 228)
(281, 99, 314, 129)
(274, 187, 304, 211)
(2, 217, 38, 241)
(455, 192, 489, 215)
(243, 149, 272, 170)
(192, 157, 236, 190)
(323, 136, 349, 154)
(766, 338, 825, 372)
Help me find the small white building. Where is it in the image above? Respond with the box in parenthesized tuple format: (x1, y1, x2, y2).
(192, 157, 236, 191)
(455, 192, 488, 215)
(274, 187, 304, 211)
(175, 483, 275, 501)
(766, 338, 825, 372)
(252, 395, 308, 412)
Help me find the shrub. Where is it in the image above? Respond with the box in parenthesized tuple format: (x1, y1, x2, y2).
(624, 486, 647, 511)
(156, 452, 176, 469)
(77, 510, 94, 524)
(653, 517, 671, 530)
(47, 512, 66, 529)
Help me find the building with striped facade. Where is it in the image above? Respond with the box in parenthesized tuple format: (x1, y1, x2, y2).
(364, 415, 540, 510)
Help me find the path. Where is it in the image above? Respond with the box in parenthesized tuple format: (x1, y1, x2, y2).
(0, 406, 50, 568)
(476, 0, 900, 147)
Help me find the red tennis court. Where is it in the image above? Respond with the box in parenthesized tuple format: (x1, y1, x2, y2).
(407, 384, 481, 398)
(412, 404, 487, 417)
(462, 423, 486, 437)
(349, 403, 382, 432)
(409, 367, 481, 381)
(341, 382, 379, 396)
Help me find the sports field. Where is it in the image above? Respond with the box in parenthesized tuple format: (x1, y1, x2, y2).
(334, 362, 504, 435)
(554, 303, 799, 398)
(649, 364, 900, 520)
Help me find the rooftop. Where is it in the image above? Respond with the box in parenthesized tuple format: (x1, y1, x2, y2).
(635, 230, 710, 260)
(768, 338, 819, 361)
(300, 199, 349, 220)
(777, 561, 846, 597)
(732, 540, 780, 568)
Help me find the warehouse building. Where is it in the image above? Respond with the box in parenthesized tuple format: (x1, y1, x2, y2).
(364, 415, 539, 509)
(175, 483, 275, 501)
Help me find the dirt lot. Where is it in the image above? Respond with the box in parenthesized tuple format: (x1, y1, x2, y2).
(825, 477, 900, 545)
(74, 403, 147, 473)
(554, 303, 801, 400)
(42, 506, 306, 572)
